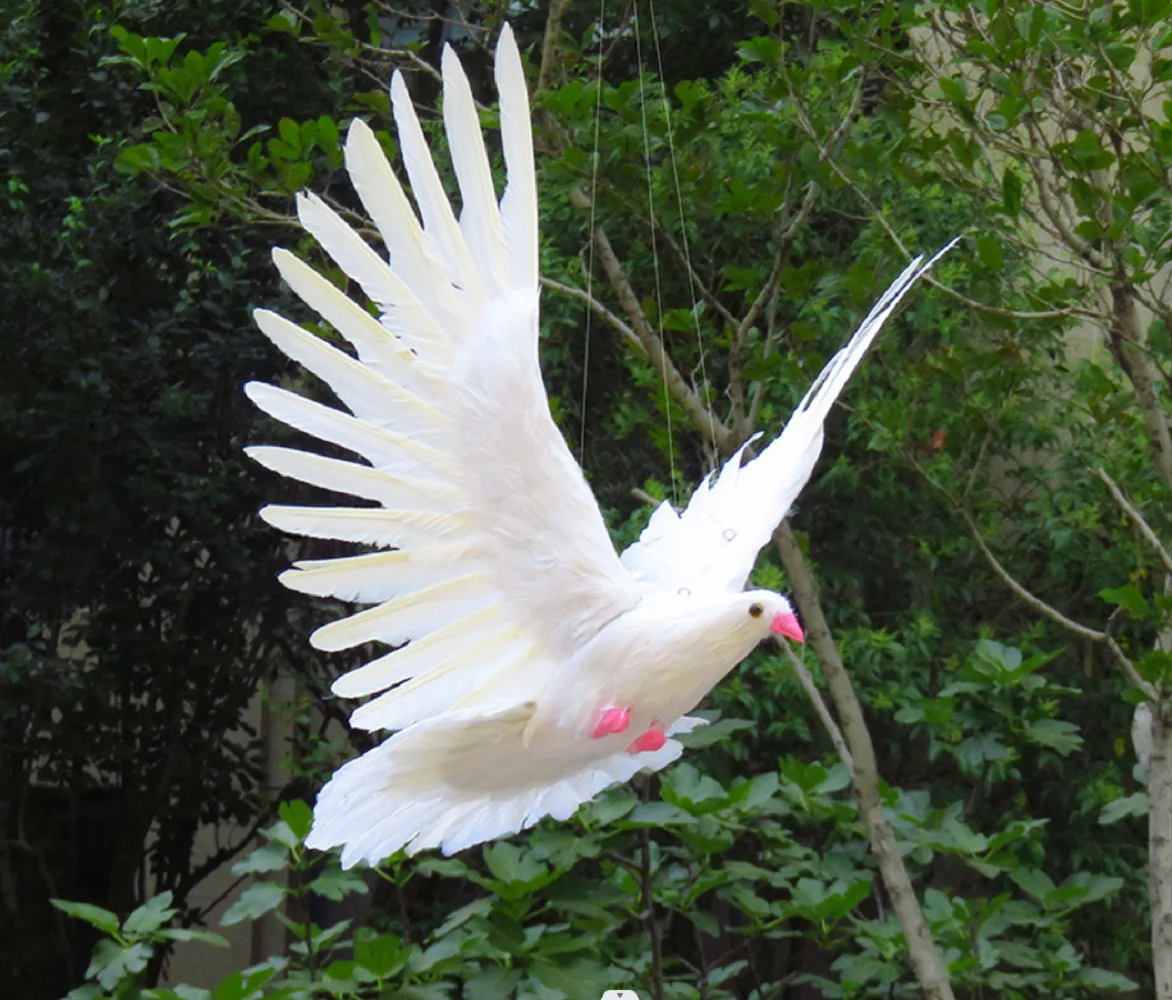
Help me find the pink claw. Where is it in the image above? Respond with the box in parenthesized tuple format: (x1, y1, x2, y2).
(592, 706, 631, 739)
(628, 726, 666, 754)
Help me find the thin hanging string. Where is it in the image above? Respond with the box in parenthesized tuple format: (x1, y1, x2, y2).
(579, 0, 606, 462)
(633, 0, 678, 505)
(646, 0, 717, 459)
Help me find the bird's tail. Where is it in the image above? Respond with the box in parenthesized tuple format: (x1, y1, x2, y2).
(306, 704, 686, 867)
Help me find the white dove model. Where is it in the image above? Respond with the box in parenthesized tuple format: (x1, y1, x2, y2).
(245, 25, 954, 867)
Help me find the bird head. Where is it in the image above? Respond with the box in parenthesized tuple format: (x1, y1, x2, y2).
(737, 590, 804, 643)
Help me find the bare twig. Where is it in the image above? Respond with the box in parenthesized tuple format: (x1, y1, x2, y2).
(956, 507, 1156, 697)
(541, 276, 640, 348)
(1094, 466, 1172, 576)
(959, 510, 1104, 643)
(781, 642, 853, 771)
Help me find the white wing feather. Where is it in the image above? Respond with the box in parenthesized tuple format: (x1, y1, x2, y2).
(249, 26, 639, 740)
(620, 240, 959, 596)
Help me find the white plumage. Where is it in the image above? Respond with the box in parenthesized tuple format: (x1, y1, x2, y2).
(247, 25, 955, 866)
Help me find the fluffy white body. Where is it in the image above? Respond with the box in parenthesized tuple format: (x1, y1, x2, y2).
(247, 26, 955, 867)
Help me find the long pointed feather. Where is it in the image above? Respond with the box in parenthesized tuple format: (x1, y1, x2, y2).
(494, 24, 538, 292)
(342, 119, 463, 336)
(350, 629, 529, 730)
(270, 248, 441, 391)
(253, 309, 440, 434)
(441, 44, 506, 294)
(280, 546, 478, 602)
(295, 192, 453, 362)
(310, 572, 494, 651)
(260, 505, 466, 548)
(245, 446, 458, 510)
(390, 71, 482, 304)
(333, 605, 507, 699)
(245, 382, 453, 478)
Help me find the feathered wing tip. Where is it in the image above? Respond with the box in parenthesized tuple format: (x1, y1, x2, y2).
(795, 237, 961, 421)
(306, 708, 685, 867)
(494, 24, 538, 292)
(748, 237, 961, 494)
(245, 25, 564, 732)
(619, 240, 960, 595)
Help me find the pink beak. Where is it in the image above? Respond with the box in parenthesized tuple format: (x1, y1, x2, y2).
(770, 611, 805, 643)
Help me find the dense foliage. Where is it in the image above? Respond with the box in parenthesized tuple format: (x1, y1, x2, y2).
(3, 0, 1170, 997)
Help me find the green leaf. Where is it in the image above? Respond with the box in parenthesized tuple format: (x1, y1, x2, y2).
(1023, 718, 1082, 754)
(308, 867, 368, 901)
(677, 716, 753, 748)
(433, 896, 493, 938)
(1010, 866, 1056, 901)
(482, 842, 546, 886)
(1079, 966, 1140, 990)
(232, 843, 288, 875)
(116, 144, 162, 175)
(464, 969, 522, 1000)
(1100, 585, 1151, 618)
(124, 891, 176, 935)
(277, 118, 301, 155)
(582, 786, 638, 824)
(737, 36, 781, 64)
(316, 115, 340, 153)
(1099, 792, 1148, 824)
(621, 801, 696, 826)
(220, 882, 286, 926)
(155, 928, 230, 947)
(353, 930, 406, 978)
(1002, 167, 1022, 216)
(51, 899, 121, 935)
(938, 76, 967, 103)
(833, 952, 901, 986)
(278, 799, 314, 842)
(87, 939, 151, 990)
(263, 820, 299, 850)
(976, 235, 1003, 271)
(531, 958, 613, 1000)
(144, 987, 212, 1000)
(662, 762, 728, 811)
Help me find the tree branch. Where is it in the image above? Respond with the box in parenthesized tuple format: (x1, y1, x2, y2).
(541, 276, 640, 348)
(781, 641, 853, 771)
(773, 520, 956, 1000)
(1094, 466, 1172, 576)
(577, 208, 735, 452)
(955, 507, 1156, 698)
(537, 0, 574, 93)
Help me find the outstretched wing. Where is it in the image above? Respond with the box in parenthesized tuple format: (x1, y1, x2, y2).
(620, 242, 958, 596)
(248, 27, 640, 733)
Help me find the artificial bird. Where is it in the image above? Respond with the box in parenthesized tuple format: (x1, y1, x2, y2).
(246, 25, 955, 866)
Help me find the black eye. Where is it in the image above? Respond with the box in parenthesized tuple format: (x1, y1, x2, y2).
(748, 603, 763, 618)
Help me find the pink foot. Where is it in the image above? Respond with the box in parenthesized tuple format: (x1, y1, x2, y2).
(592, 706, 631, 739)
(628, 726, 666, 754)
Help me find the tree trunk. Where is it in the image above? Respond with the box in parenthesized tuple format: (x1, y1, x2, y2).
(1150, 703, 1172, 999)
(1107, 281, 1172, 493)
